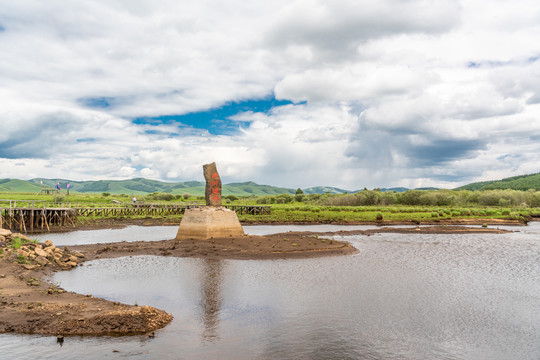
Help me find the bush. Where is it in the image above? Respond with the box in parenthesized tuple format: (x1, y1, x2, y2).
(183, 193, 190, 200)
(102, 192, 111, 197)
(376, 212, 383, 220)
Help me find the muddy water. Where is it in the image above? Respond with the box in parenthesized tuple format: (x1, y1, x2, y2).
(2, 223, 539, 360)
(33, 224, 384, 246)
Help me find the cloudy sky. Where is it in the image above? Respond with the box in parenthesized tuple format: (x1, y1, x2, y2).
(1, 0, 539, 190)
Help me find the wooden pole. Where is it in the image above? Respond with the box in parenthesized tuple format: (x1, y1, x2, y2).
(20, 211, 27, 233)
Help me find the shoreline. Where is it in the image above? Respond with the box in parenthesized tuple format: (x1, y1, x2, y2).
(27, 216, 527, 234)
(0, 223, 515, 338)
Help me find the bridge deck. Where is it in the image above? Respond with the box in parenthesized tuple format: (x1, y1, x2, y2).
(0, 204, 270, 233)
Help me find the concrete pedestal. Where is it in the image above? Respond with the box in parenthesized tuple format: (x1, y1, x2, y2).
(176, 206, 244, 240)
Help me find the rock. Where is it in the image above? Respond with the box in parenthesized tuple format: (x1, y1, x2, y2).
(17, 249, 30, 257)
(71, 250, 85, 258)
(43, 240, 54, 248)
(22, 264, 39, 270)
(34, 247, 48, 258)
(68, 255, 78, 263)
(34, 256, 49, 266)
(66, 261, 77, 267)
(0, 241, 6, 248)
(0, 229, 12, 237)
(11, 233, 31, 242)
(203, 162, 222, 206)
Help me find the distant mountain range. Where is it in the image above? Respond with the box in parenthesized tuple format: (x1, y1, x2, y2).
(0, 178, 412, 196)
(0, 178, 313, 196)
(0, 172, 537, 195)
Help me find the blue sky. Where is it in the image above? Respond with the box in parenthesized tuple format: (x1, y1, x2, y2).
(132, 96, 296, 135)
(0, 0, 539, 189)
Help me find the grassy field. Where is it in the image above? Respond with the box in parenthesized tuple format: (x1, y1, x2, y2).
(237, 204, 538, 223)
(1, 191, 539, 224)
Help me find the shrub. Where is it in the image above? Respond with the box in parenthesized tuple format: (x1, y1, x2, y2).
(102, 192, 111, 197)
(376, 212, 383, 220)
(431, 212, 439, 217)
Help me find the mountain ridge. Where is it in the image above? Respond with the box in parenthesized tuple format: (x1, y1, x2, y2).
(0, 172, 538, 195)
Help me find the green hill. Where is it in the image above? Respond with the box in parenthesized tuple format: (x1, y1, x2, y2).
(455, 173, 540, 191)
(303, 186, 350, 194)
(0, 179, 47, 193)
(17, 178, 295, 196)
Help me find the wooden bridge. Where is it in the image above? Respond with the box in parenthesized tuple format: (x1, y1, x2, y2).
(0, 207, 77, 233)
(0, 200, 270, 233)
(76, 204, 270, 217)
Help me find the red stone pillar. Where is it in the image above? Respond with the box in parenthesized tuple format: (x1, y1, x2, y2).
(203, 162, 222, 206)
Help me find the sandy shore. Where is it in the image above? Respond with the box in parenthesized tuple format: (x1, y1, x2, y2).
(0, 224, 513, 337)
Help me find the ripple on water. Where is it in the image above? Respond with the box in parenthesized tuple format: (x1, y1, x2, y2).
(1, 225, 539, 360)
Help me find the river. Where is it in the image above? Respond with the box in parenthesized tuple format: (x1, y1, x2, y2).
(1, 223, 539, 359)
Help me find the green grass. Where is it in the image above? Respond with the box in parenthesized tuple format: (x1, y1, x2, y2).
(1, 190, 538, 224)
(17, 254, 30, 264)
(237, 204, 534, 223)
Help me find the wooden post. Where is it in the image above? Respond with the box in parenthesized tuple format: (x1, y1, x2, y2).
(30, 209, 34, 232)
(43, 210, 50, 232)
(20, 211, 27, 233)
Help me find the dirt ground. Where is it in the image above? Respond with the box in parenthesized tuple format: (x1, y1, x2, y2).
(0, 222, 514, 338)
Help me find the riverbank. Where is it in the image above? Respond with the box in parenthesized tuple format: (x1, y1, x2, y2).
(0, 225, 513, 337)
(38, 215, 526, 233)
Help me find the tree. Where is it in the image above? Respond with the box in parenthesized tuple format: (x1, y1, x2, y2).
(296, 188, 304, 195)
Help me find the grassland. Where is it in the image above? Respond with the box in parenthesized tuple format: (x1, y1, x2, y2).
(2, 190, 539, 226)
(237, 204, 539, 224)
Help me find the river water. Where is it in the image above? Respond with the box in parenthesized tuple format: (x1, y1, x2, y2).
(2, 223, 539, 359)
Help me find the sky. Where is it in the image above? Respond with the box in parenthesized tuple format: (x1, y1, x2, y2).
(1, 0, 539, 190)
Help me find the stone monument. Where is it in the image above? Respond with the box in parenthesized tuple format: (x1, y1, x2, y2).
(176, 162, 244, 240)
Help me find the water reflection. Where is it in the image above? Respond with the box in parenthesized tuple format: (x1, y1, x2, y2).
(0, 224, 538, 359)
(199, 259, 224, 343)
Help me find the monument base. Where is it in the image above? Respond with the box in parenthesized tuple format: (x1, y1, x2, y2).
(176, 206, 244, 240)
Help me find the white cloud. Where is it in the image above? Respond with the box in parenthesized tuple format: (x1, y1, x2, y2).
(1, 0, 540, 189)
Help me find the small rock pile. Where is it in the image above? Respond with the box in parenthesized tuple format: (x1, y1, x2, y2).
(0, 228, 84, 270)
